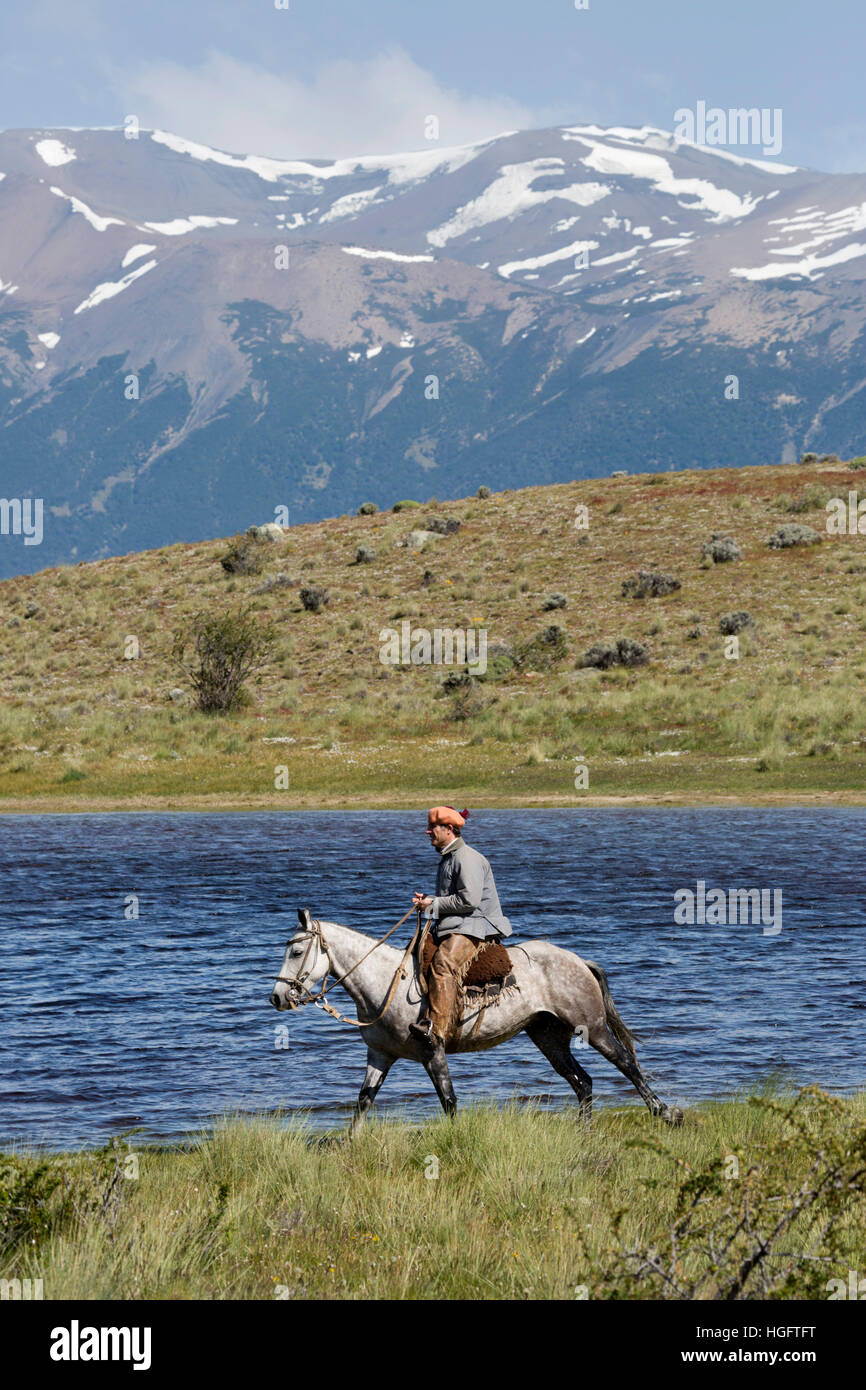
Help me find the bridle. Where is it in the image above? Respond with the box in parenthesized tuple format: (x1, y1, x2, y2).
(274, 919, 332, 1009)
(273, 906, 425, 1028)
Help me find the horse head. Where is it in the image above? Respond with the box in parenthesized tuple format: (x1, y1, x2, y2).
(270, 907, 330, 1011)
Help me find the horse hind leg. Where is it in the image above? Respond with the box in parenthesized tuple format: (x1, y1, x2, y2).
(590, 1024, 683, 1126)
(525, 1013, 593, 1120)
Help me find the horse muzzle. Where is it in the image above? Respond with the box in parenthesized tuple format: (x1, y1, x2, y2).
(270, 983, 301, 1011)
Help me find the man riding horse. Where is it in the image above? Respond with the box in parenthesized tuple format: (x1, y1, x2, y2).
(410, 805, 512, 1052)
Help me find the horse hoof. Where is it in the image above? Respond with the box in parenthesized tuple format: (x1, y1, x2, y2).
(663, 1106, 684, 1127)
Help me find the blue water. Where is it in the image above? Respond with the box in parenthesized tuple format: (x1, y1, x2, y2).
(1, 810, 863, 1149)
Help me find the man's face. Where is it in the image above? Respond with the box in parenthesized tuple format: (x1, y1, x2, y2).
(426, 820, 454, 851)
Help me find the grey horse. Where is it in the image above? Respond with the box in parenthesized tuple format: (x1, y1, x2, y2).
(270, 909, 683, 1131)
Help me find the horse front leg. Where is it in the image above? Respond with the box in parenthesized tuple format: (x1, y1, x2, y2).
(349, 1048, 395, 1135)
(423, 1042, 457, 1117)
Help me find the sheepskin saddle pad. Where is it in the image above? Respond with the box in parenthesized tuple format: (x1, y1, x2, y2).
(419, 933, 514, 989)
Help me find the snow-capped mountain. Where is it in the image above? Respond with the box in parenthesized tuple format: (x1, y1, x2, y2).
(1, 122, 865, 574)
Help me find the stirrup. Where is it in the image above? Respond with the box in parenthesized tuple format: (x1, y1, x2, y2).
(409, 1016, 434, 1039)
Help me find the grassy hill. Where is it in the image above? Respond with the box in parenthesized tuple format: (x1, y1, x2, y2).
(2, 455, 866, 810)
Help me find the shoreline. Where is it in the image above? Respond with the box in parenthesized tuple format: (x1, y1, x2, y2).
(3, 789, 866, 813)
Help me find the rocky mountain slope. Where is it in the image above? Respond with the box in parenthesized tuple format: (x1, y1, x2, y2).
(1, 123, 865, 575)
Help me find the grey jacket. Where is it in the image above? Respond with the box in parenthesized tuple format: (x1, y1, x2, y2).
(430, 837, 512, 941)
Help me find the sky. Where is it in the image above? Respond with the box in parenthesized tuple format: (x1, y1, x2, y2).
(0, 0, 864, 172)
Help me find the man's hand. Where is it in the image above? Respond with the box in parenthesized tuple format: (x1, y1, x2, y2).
(413, 892, 434, 911)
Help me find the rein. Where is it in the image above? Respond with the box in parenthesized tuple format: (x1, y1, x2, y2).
(274, 906, 425, 1029)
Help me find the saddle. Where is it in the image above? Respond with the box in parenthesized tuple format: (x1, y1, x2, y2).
(418, 932, 516, 996)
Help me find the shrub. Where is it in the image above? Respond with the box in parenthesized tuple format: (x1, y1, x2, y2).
(299, 586, 330, 612)
(541, 592, 568, 611)
(354, 546, 376, 564)
(767, 524, 822, 549)
(701, 533, 740, 563)
(773, 485, 830, 514)
(392, 499, 420, 512)
(173, 607, 274, 714)
(800, 452, 818, 464)
(849, 457, 866, 471)
(357, 502, 378, 515)
(606, 1088, 866, 1300)
(220, 533, 269, 575)
(580, 637, 650, 669)
(475, 642, 517, 682)
(621, 571, 680, 599)
(424, 516, 461, 535)
(719, 611, 753, 635)
(477, 485, 492, 498)
(254, 574, 296, 595)
(518, 625, 568, 669)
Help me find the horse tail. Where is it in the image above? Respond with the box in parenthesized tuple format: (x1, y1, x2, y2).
(583, 960, 641, 1060)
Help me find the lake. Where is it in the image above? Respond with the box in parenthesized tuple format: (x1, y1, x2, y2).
(1, 809, 863, 1149)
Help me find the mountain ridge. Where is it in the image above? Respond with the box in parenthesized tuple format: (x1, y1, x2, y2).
(1, 121, 865, 577)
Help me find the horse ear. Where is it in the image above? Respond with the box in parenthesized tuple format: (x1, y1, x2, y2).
(297, 907, 312, 929)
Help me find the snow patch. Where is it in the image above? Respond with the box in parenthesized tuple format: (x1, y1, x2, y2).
(320, 186, 384, 223)
(498, 238, 598, 278)
(50, 186, 124, 231)
(73, 259, 157, 314)
(342, 245, 433, 263)
(427, 160, 610, 247)
(577, 140, 761, 222)
(731, 242, 866, 281)
(122, 243, 157, 268)
(143, 215, 238, 235)
(36, 139, 76, 167)
(151, 128, 492, 188)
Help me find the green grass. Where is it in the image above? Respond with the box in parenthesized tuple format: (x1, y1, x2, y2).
(2, 1088, 864, 1300)
(2, 458, 866, 808)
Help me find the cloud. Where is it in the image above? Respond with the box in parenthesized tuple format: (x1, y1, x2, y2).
(112, 46, 539, 159)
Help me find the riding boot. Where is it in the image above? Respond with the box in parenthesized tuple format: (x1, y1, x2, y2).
(426, 933, 483, 1043)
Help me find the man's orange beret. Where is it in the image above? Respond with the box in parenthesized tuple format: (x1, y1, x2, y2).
(427, 805, 469, 829)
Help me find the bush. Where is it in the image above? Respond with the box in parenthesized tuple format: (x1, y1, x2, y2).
(476, 485, 492, 499)
(701, 533, 740, 563)
(580, 637, 650, 669)
(518, 625, 568, 669)
(300, 586, 330, 612)
(719, 611, 753, 635)
(254, 574, 296, 595)
(800, 452, 818, 464)
(772, 485, 830, 514)
(606, 1088, 866, 1300)
(541, 592, 568, 611)
(220, 534, 269, 576)
(173, 607, 274, 713)
(357, 502, 378, 515)
(353, 546, 376, 564)
(392, 500, 420, 512)
(767, 524, 822, 549)
(424, 516, 461, 535)
(621, 571, 680, 599)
